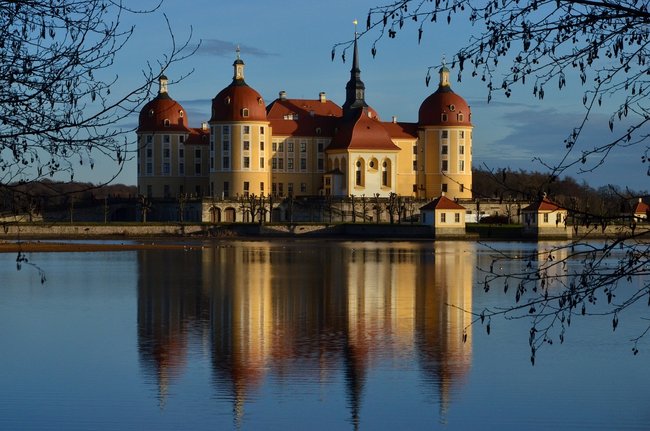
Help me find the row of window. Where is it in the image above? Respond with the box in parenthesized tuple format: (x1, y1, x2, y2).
(219, 181, 309, 198)
(440, 130, 468, 139)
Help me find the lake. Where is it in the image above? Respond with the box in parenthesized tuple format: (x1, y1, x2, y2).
(0, 240, 648, 430)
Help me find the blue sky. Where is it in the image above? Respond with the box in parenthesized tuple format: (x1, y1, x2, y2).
(84, 0, 648, 190)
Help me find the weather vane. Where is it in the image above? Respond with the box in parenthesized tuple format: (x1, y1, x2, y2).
(236, 44, 241, 59)
(353, 19, 358, 37)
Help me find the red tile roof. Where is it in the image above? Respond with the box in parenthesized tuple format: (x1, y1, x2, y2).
(522, 197, 565, 212)
(138, 93, 191, 133)
(211, 81, 267, 122)
(419, 87, 472, 127)
(186, 127, 209, 146)
(328, 108, 401, 151)
(420, 195, 466, 211)
(266, 98, 342, 136)
(634, 199, 650, 215)
(381, 121, 418, 139)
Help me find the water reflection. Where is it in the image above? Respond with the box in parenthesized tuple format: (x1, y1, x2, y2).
(137, 241, 474, 428)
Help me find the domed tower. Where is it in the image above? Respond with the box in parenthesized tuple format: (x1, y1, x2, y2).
(417, 65, 473, 200)
(209, 49, 271, 200)
(137, 75, 209, 200)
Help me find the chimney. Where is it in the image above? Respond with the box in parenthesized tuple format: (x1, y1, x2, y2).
(279, 90, 287, 101)
(319, 92, 326, 103)
(392, 116, 397, 123)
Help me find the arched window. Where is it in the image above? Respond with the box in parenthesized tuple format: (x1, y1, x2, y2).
(163, 119, 170, 127)
(355, 159, 364, 187)
(241, 108, 249, 117)
(381, 160, 391, 187)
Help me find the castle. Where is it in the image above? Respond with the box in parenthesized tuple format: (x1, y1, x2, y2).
(137, 36, 474, 220)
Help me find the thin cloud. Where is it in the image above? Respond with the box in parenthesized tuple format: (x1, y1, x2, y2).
(193, 39, 277, 58)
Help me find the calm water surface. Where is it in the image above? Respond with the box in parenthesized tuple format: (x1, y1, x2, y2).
(0, 240, 648, 430)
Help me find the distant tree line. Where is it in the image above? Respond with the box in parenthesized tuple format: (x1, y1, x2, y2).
(472, 167, 648, 219)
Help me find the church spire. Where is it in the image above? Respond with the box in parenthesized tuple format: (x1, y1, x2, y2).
(342, 20, 368, 116)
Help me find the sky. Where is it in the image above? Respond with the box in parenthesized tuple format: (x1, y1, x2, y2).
(81, 0, 648, 191)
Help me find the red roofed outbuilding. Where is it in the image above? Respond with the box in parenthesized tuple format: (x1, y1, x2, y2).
(420, 195, 467, 236)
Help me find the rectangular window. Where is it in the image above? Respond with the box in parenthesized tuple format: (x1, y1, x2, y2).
(223, 182, 229, 198)
(223, 140, 230, 151)
(146, 135, 153, 144)
(272, 183, 277, 194)
(287, 158, 294, 170)
(413, 145, 417, 155)
(223, 125, 230, 134)
(272, 142, 277, 151)
(442, 183, 448, 193)
(260, 157, 265, 168)
(146, 162, 153, 175)
(195, 163, 201, 175)
(459, 130, 465, 139)
(442, 160, 448, 172)
(317, 158, 324, 171)
(441, 145, 448, 155)
(412, 160, 417, 171)
(243, 125, 250, 135)
(163, 135, 170, 143)
(459, 160, 465, 172)
(243, 181, 250, 197)
(146, 146, 153, 158)
(317, 142, 324, 153)
(300, 158, 307, 171)
(179, 162, 185, 175)
(287, 142, 294, 153)
(272, 158, 277, 169)
(222, 156, 230, 169)
(300, 142, 306, 153)
(163, 148, 170, 158)
(278, 183, 284, 196)
(243, 156, 250, 168)
(260, 182, 264, 192)
(195, 149, 201, 159)
(544, 213, 549, 223)
(455, 213, 460, 223)
(459, 145, 465, 155)
(162, 162, 170, 175)
(243, 140, 250, 151)
(179, 148, 184, 158)
(288, 183, 294, 195)
(179, 135, 185, 143)
(278, 142, 284, 152)
(278, 158, 284, 169)
(260, 141, 265, 151)
(441, 213, 446, 223)
(260, 126, 265, 135)
(441, 130, 449, 139)
(300, 183, 307, 193)
(460, 183, 464, 192)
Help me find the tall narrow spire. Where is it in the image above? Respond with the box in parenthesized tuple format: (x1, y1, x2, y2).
(342, 20, 368, 116)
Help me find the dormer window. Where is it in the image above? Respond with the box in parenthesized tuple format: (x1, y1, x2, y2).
(257, 97, 263, 105)
(149, 109, 154, 117)
(242, 108, 249, 118)
(225, 96, 231, 105)
(316, 127, 321, 135)
(164, 119, 170, 127)
(458, 113, 464, 122)
(441, 113, 448, 122)
(179, 110, 184, 118)
(449, 104, 456, 112)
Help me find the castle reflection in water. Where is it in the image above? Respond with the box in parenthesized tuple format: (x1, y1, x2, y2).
(137, 241, 474, 426)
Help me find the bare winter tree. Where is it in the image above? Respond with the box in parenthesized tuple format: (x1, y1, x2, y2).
(337, 0, 650, 362)
(0, 0, 195, 192)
